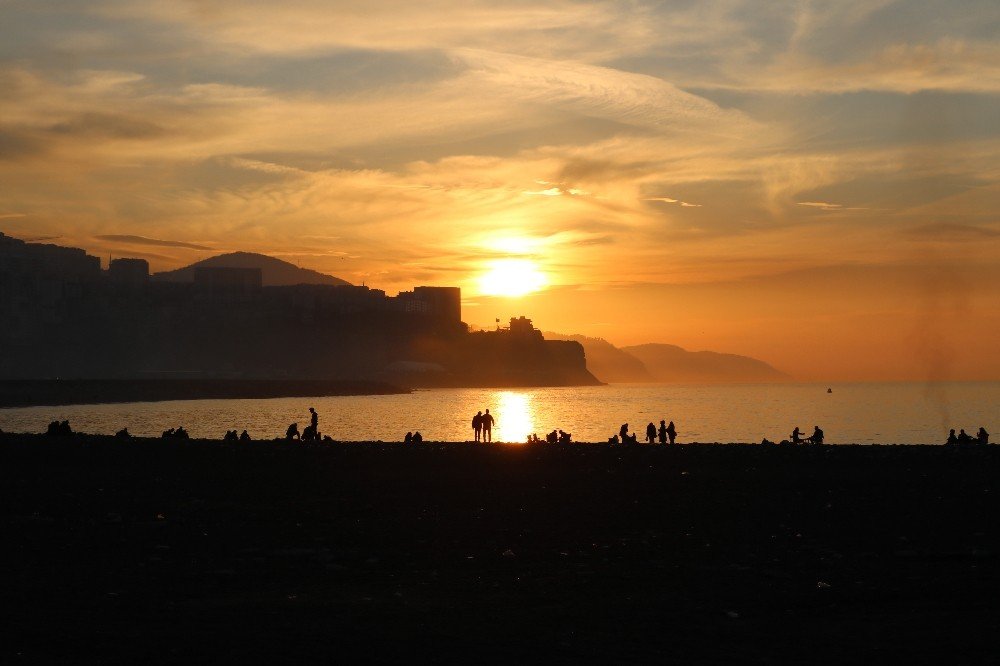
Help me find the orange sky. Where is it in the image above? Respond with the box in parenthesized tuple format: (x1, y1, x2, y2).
(1, 1, 998, 381)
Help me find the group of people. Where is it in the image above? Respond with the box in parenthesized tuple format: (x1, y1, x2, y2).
(471, 410, 496, 442)
(611, 420, 677, 445)
(946, 427, 989, 446)
(161, 426, 190, 439)
(403, 431, 424, 444)
(285, 407, 321, 442)
(525, 429, 573, 444)
(46, 420, 73, 436)
(790, 426, 824, 445)
(223, 429, 252, 442)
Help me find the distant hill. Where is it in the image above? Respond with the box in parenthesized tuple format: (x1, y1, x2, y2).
(152, 252, 351, 287)
(622, 343, 789, 383)
(545, 332, 654, 383)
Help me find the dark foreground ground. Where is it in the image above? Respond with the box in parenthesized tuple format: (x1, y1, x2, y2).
(1, 436, 998, 664)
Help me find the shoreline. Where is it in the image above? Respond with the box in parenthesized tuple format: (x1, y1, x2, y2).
(0, 379, 409, 408)
(0, 431, 983, 447)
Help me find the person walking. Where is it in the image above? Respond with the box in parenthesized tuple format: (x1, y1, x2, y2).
(658, 420, 667, 444)
(481, 409, 495, 443)
(666, 421, 677, 445)
(472, 411, 483, 442)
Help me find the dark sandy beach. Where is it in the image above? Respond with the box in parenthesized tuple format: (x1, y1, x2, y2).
(1, 435, 998, 664)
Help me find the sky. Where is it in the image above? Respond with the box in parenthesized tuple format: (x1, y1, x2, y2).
(1, 0, 998, 381)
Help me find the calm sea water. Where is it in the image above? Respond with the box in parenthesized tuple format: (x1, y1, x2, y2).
(1, 382, 996, 444)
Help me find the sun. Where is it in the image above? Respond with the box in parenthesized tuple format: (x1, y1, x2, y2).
(478, 259, 547, 297)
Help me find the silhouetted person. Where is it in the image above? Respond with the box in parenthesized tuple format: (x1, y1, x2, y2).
(224, 430, 238, 441)
(558, 430, 572, 444)
(404, 431, 413, 444)
(239, 430, 251, 442)
(309, 407, 319, 432)
(626, 432, 638, 445)
(791, 427, 803, 444)
(666, 421, 676, 445)
(303, 423, 318, 441)
(412, 431, 423, 444)
(946, 429, 958, 445)
(175, 426, 189, 439)
(46, 421, 61, 436)
(546, 430, 558, 444)
(808, 426, 824, 445)
(162, 428, 175, 439)
(958, 429, 972, 444)
(472, 411, 483, 442)
(47, 420, 72, 436)
(608, 435, 619, 444)
(978, 427, 990, 445)
(481, 409, 495, 442)
(658, 420, 667, 444)
(286, 423, 300, 441)
(645, 422, 656, 444)
(115, 428, 130, 439)
(619, 423, 629, 441)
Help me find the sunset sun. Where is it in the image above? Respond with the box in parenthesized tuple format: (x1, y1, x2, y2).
(478, 259, 548, 297)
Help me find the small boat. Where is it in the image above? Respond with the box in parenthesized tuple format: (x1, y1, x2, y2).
(827, 388, 833, 393)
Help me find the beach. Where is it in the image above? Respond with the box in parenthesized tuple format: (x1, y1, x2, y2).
(2, 434, 998, 663)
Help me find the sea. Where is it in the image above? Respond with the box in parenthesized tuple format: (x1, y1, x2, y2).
(1, 382, 996, 445)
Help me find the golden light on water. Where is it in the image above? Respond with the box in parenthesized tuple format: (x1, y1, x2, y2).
(478, 259, 547, 297)
(496, 391, 534, 443)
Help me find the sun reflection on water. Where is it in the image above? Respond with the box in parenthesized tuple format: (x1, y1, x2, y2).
(495, 391, 534, 443)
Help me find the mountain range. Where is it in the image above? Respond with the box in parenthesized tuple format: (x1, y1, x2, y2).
(152, 252, 352, 287)
(546, 333, 788, 383)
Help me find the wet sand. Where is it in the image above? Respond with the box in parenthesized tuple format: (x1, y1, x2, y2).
(1, 435, 998, 664)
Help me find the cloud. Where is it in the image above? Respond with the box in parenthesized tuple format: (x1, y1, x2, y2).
(94, 235, 214, 251)
(906, 222, 1000, 241)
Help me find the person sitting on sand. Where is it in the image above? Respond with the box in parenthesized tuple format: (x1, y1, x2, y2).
(645, 422, 656, 444)
(608, 435, 619, 444)
(481, 410, 495, 443)
(302, 423, 318, 442)
(978, 427, 990, 445)
(174, 426, 189, 439)
(558, 430, 572, 444)
(958, 429, 973, 444)
(115, 428, 131, 439)
(666, 421, 677, 445)
(472, 411, 483, 442)
(546, 430, 558, 444)
(626, 432, 639, 445)
(404, 431, 413, 444)
(946, 429, 958, 445)
(791, 427, 803, 444)
(162, 428, 175, 439)
(807, 426, 824, 445)
(412, 431, 423, 444)
(658, 420, 667, 444)
(285, 423, 300, 441)
(223, 430, 238, 441)
(239, 430, 251, 442)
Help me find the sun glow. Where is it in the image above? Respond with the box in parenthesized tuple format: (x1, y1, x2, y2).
(495, 391, 534, 443)
(478, 259, 547, 297)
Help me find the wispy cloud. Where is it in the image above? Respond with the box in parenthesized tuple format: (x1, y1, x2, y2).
(94, 235, 214, 251)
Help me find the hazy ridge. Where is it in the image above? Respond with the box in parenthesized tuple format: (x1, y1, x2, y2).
(152, 252, 352, 287)
(547, 332, 788, 383)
